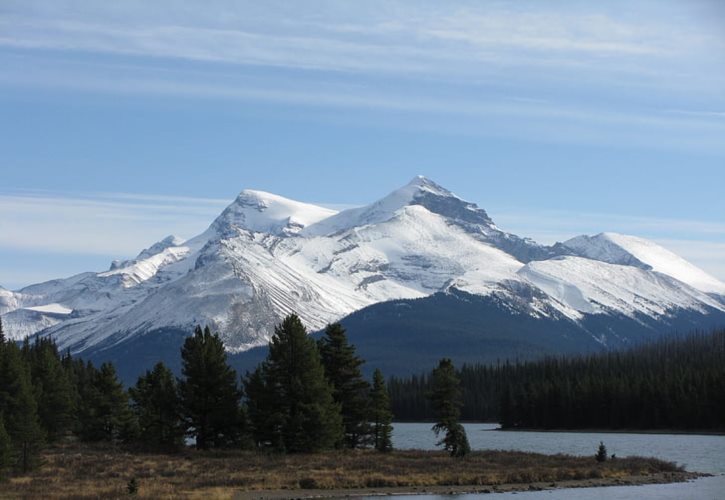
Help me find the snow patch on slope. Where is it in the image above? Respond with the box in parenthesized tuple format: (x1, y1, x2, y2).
(100, 246, 191, 287)
(299, 204, 523, 298)
(0, 287, 22, 315)
(3, 308, 66, 340)
(519, 256, 724, 318)
(24, 303, 73, 315)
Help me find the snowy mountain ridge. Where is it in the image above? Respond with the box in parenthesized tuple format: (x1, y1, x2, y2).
(1, 177, 723, 361)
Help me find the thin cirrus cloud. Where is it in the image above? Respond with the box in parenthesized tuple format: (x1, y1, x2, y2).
(1, 2, 724, 154)
(0, 191, 228, 256)
(0, 5, 718, 73)
(0, 2, 721, 83)
(2, 54, 723, 154)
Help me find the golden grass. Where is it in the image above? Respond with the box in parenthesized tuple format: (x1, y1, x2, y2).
(0, 442, 683, 499)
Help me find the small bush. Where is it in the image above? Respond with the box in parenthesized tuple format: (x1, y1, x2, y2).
(126, 477, 139, 495)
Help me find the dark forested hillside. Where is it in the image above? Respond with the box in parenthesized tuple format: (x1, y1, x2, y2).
(389, 329, 725, 431)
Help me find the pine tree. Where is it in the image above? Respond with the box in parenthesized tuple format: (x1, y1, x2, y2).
(595, 441, 608, 462)
(0, 343, 45, 472)
(248, 314, 342, 452)
(369, 369, 393, 452)
(179, 326, 243, 449)
(429, 358, 470, 457)
(244, 362, 284, 449)
(27, 338, 75, 441)
(318, 323, 371, 448)
(73, 360, 99, 439)
(0, 317, 5, 344)
(0, 414, 12, 480)
(129, 362, 184, 451)
(77, 362, 136, 442)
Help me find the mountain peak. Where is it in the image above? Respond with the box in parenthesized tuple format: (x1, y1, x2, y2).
(303, 176, 494, 236)
(404, 175, 453, 196)
(109, 234, 186, 270)
(211, 188, 337, 237)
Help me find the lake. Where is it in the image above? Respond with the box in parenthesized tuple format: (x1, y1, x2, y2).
(364, 423, 725, 499)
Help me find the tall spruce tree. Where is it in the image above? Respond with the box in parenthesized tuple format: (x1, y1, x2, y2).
(129, 362, 184, 451)
(0, 343, 44, 472)
(429, 358, 470, 457)
(244, 361, 285, 450)
(179, 326, 243, 449)
(247, 314, 342, 452)
(318, 323, 371, 448)
(73, 360, 99, 439)
(77, 362, 136, 443)
(0, 317, 5, 344)
(26, 338, 74, 441)
(369, 369, 393, 452)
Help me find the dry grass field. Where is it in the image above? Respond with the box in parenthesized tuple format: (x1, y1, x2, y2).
(0, 442, 688, 499)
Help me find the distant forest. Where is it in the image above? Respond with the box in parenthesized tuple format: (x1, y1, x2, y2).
(389, 329, 725, 431)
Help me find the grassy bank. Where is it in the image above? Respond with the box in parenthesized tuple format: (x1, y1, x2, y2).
(1, 442, 692, 499)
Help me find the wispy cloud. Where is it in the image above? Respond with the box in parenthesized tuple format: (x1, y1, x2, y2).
(1, 2, 724, 152)
(0, 191, 227, 256)
(1, 1, 723, 96)
(2, 51, 723, 154)
(1, 3, 720, 77)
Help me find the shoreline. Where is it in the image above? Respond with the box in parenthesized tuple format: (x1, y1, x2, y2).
(394, 422, 725, 436)
(492, 427, 725, 437)
(392, 422, 725, 437)
(237, 471, 704, 499)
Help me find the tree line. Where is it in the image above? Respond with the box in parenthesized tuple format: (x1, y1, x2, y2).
(0, 315, 395, 479)
(389, 329, 725, 431)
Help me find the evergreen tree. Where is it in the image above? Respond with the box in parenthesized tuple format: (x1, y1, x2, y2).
(369, 369, 393, 452)
(244, 362, 285, 450)
(0, 317, 5, 344)
(0, 414, 10, 480)
(247, 314, 342, 452)
(429, 358, 470, 457)
(129, 362, 184, 451)
(179, 326, 243, 449)
(73, 360, 99, 439)
(77, 362, 136, 442)
(595, 441, 608, 462)
(27, 338, 75, 441)
(0, 343, 45, 472)
(318, 323, 371, 448)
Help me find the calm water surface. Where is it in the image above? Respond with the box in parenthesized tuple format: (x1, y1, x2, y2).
(363, 423, 725, 500)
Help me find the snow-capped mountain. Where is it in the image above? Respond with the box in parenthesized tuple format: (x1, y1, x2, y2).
(563, 232, 725, 295)
(1, 176, 724, 379)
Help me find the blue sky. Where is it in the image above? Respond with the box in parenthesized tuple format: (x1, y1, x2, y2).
(1, 0, 724, 289)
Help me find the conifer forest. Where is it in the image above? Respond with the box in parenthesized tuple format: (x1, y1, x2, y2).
(389, 329, 725, 431)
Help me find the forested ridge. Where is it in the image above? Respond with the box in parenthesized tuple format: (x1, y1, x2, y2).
(389, 329, 725, 431)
